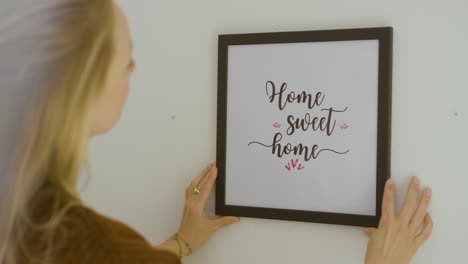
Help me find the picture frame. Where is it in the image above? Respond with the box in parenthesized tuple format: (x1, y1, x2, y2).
(216, 27, 392, 227)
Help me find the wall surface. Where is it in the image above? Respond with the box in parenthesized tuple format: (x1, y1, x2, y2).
(80, 0, 468, 263)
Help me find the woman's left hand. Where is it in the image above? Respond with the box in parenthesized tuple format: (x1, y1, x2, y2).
(175, 162, 240, 255)
(156, 162, 240, 257)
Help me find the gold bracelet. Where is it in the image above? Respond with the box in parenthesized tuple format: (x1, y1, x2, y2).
(173, 232, 193, 256)
(171, 233, 183, 258)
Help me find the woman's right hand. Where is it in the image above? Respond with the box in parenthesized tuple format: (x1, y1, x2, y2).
(363, 176, 433, 264)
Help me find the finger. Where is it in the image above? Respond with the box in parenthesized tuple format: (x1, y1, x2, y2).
(198, 164, 217, 190)
(399, 176, 420, 223)
(193, 162, 215, 187)
(378, 178, 394, 229)
(409, 187, 432, 232)
(363, 227, 377, 237)
(199, 166, 218, 206)
(186, 163, 214, 198)
(188, 162, 214, 190)
(381, 178, 395, 218)
(414, 213, 433, 248)
(213, 216, 240, 231)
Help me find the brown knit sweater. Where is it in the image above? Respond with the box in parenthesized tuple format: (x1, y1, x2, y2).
(23, 202, 182, 264)
(49, 204, 182, 264)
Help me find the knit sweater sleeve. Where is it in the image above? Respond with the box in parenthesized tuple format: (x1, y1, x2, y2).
(52, 205, 181, 264)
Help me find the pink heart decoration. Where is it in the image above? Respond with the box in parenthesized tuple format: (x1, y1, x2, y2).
(291, 159, 298, 168)
(284, 159, 305, 172)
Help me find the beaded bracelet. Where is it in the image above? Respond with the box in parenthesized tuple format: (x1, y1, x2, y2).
(171, 233, 183, 258)
(172, 232, 193, 256)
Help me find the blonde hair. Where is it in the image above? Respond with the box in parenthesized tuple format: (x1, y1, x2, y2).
(0, 0, 115, 263)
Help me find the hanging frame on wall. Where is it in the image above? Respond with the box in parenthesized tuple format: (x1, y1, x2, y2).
(216, 27, 392, 227)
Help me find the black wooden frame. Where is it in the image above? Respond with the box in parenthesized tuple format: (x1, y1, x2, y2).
(216, 27, 393, 227)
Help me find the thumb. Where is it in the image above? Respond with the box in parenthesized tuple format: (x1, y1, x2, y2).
(363, 227, 377, 237)
(213, 216, 240, 231)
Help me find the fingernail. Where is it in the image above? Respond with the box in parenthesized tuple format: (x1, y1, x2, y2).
(425, 188, 432, 197)
(387, 179, 393, 188)
(413, 176, 420, 185)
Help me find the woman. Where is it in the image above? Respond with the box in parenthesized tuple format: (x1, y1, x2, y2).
(0, 1, 433, 263)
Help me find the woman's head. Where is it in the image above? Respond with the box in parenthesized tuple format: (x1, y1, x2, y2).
(91, 3, 136, 136)
(0, 0, 133, 262)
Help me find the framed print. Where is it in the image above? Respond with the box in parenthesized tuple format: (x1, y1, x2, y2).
(216, 27, 392, 227)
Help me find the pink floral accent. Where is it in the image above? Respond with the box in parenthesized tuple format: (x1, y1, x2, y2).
(273, 122, 281, 128)
(291, 159, 298, 168)
(340, 123, 349, 129)
(285, 159, 304, 171)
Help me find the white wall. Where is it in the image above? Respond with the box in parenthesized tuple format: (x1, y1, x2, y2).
(80, 0, 468, 263)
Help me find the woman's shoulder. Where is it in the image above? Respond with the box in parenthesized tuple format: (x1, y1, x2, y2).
(65, 204, 147, 245)
(53, 203, 181, 264)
